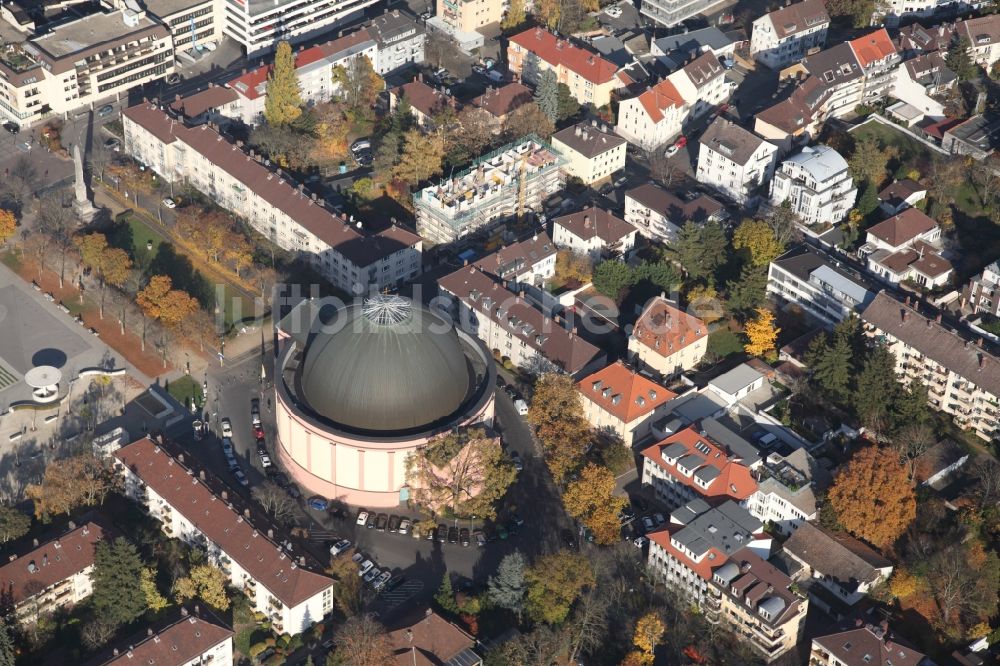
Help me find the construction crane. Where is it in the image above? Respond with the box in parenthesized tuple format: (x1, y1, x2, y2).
(516, 154, 527, 223)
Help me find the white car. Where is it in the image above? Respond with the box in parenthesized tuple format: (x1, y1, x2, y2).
(373, 571, 392, 590)
(220, 418, 233, 438)
(330, 539, 352, 557)
(162, 197, 176, 209)
(358, 559, 374, 576)
(604, 5, 622, 17)
(398, 518, 411, 535)
(665, 144, 680, 157)
(259, 452, 272, 468)
(364, 567, 381, 584)
(356, 511, 370, 526)
(633, 535, 648, 548)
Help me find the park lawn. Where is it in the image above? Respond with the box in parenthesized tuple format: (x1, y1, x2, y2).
(167, 375, 203, 408)
(0, 250, 22, 271)
(126, 215, 163, 259)
(850, 121, 931, 176)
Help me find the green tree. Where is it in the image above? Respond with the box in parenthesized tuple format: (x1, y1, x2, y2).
(592, 260, 634, 301)
(525, 551, 594, 625)
(264, 41, 303, 127)
(675, 221, 728, 283)
(534, 70, 559, 123)
(635, 261, 680, 293)
(488, 552, 527, 618)
(0, 504, 29, 544)
(556, 83, 579, 122)
(435, 572, 459, 614)
(947, 37, 979, 81)
(849, 136, 896, 188)
(733, 219, 785, 266)
(725, 264, 767, 319)
(502, 0, 526, 29)
(0, 616, 13, 666)
(855, 345, 901, 437)
(140, 566, 169, 613)
(91, 537, 146, 627)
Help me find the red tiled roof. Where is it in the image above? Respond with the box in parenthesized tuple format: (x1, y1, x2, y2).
(850, 28, 896, 68)
(98, 616, 233, 665)
(632, 296, 707, 357)
(0, 521, 110, 608)
(866, 207, 936, 247)
(471, 82, 533, 118)
(122, 103, 419, 267)
(647, 526, 721, 580)
(391, 80, 454, 118)
(640, 425, 758, 502)
(169, 86, 239, 119)
(227, 45, 327, 101)
(635, 79, 684, 124)
(114, 438, 334, 607)
(509, 27, 619, 85)
(765, 0, 829, 39)
(578, 361, 675, 423)
(387, 611, 477, 666)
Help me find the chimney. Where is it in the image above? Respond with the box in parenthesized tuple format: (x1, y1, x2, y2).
(221, 490, 228, 500)
(267, 529, 274, 539)
(32, 539, 38, 547)
(68, 521, 76, 530)
(977, 337, 983, 347)
(199, 470, 206, 480)
(584, 215, 591, 228)
(181, 607, 189, 617)
(936, 313, 942, 323)
(244, 508, 251, 518)
(147, 628, 154, 637)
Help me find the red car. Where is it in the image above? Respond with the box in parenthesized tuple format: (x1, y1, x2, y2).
(253, 424, 265, 440)
(674, 136, 688, 148)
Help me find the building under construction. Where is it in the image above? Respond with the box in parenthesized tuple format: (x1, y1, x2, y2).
(414, 135, 564, 245)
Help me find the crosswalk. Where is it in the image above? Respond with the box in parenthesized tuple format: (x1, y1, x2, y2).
(378, 580, 424, 611)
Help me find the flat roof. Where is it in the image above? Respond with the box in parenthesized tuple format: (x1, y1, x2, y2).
(142, 0, 212, 19)
(32, 10, 162, 58)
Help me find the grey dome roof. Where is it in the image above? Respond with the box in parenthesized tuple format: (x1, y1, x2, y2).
(299, 296, 472, 433)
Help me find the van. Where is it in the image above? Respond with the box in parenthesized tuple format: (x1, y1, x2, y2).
(487, 70, 504, 83)
(758, 433, 778, 448)
(514, 399, 528, 416)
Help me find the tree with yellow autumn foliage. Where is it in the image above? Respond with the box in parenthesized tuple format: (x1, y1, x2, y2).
(0, 209, 15, 245)
(743, 307, 780, 359)
(733, 219, 785, 267)
(630, 612, 666, 664)
(562, 463, 628, 545)
(827, 445, 915, 548)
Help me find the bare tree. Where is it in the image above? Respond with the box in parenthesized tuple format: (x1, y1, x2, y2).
(891, 423, 935, 482)
(251, 481, 297, 522)
(1, 155, 39, 207)
(332, 614, 394, 666)
(36, 193, 79, 288)
(645, 145, 681, 188)
(567, 586, 609, 663)
(973, 458, 1000, 507)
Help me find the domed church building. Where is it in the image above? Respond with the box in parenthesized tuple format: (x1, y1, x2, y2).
(274, 295, 496, 507)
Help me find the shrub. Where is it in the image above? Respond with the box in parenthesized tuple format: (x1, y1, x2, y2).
(248, 642, 268, 658)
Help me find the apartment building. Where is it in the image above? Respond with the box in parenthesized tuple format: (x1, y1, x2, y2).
(387, 611, 482, 666)
(96, 614, 234, 666)
(0, 521, 109, 623)
(0, 5, 174, 124)
(860, 291, 1000, 442)
(115, 437, 335, 634)
(811, 623, 933, 666)
(696, 118, 778, 205)
(963, 260, 1000, 317)
(507, 27, 625, 108)
(438, 265, 605, 376)
(769, 144, 856, 226)
(629, 296, 708, 377)
(651, 27, 735, 69)
(783, 522, 892, 610)
(577, 361, 676, 445)
(850, 29, 900, 102)
(469, 82, 533, 125)
(226, 30, 377, 125)
(616, 52, 730, 149)
(800, 43, 864, 119)
(550, 122, 627, 185)
(123, 102, 422, 295)
(767, 244, 877, 327)
(640, 425, 758, 510)
(389, 79, 455, 129)
(221, 0, 377, 56)
(893, 54, 953, 119)
(624, 183, 725, 244)
(413, 136, 563, 245)
(551, 207, 637, 261)
(435, 0, 504, 40)
(894, 21, 955, 58)
(472, 232, 557, 287)
(861, 208, 952, 288)
(750, 0, 829, 70)
(647, 500, 805, 662)
(746, 447, 823, 533)
(366, 10, 425, 75)
(956, 15, 1000, 69)
(639, 0, 727, 28)
(143, 0, 221, 55)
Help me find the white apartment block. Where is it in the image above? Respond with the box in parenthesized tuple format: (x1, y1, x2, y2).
(640, 0, 728, 28)
(221, 0, 377, 56)
(550, 122, 627, 185)
(696, 118, 778, 205)
(623, 184, 726, 244)
(143, 0, 222, 56)
(750, 0, 829, 70)
(861, 208, 952, 288)
(0, 521, 107, 624)
(745, 448, 821, 534)
(769, 145, 856, 226)
(366, 10, 426, 75)
(438, 266, 605, 376)
(768, 245, 876, 327)
(860, 291, 1000, 442)
(115, 437, 335, 635)
(849, 29, 900, 102)
(123, 102, 421, 295)
(628, 296, 708, 378)
(472, 232, 557, 287)
(551, 207, 637, 261)
(963, 259, 1000, 318)
(576, 361, 675, 445)
(0, 4, 174, 124)
(99, 615, 234, 666)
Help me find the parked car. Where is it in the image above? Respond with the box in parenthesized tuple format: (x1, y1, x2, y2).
(233, 469, 248, 486)
(220, 418, 233, 437)
(618, 506, 635, 524)
(653, 512, 666, 525)
(388, 515, 401, 533)
(3, 121, 20, 134)
(642, 516, 655, 531)
(252, 423, 265, 440)
(514, 399, 529, 416)
(166, 73, 180, 83)
(472, 64, 485, 76)
(385, 575, 407, 591)
(356, 510, 370, 526)
(510, 450, 524, 471)
(375, 513, 389, 531)
(256, 439, 267, 455)
(599, 182, 614, 195)
(366, 513, 377, 529)
(308, 496, 329, 511)
(351, 552, 364, 564)
(258, 452, 272, 468)
(398, 518, 411, 535)
(97, 104, 114, 117)
(364, 567, 381, 584)
(358, 560, 374, 576)
(436, 524, 448, 542)
(459, 528, 471, 547)
(510, 510, 524, 526)
(226, 453, 238, 470)
(330, 539, 352, 557)
(350, 138, 371, 153)
(103, 137, 120, 151)
(162, 197, 176, 209)
(474, 530, 486, 547)
(373, 570, 392, 590)
(448, 526, 459, 544)
(221, 437, 234, 455)
(285, 484, 301, 499)
(633, 535, 649, 548)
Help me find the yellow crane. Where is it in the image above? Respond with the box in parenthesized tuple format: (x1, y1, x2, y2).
(516, 154, 527, 223)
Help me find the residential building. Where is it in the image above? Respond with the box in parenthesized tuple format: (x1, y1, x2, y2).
(438, 265, 605, 376)
(472, 232, 557, 287)
(651, 27, 735, 70)
(696, 118, 778, 205)
(800, 43, 865, 119)
(616, 52, 730, 149)
(942, 112, 1000, 159)
(753, 77, 827, 152)
(469, 82, 533, 125)
(894, 22, 955, 58)
(811, 623, 933, 666)
(746, 448, 824, 533)
(435, 0, 503, 42)
(0, 521, 109, 623)
(769, 144, 856, 226)
(387, 610, 482, 666)
(647, 500, 805, 662)
(114, 437, 336, 634)
(550, 122, 627, 185)
(577, 361, 676, 445)
(221, 0, 377, 57)
(123, 102, 422, 295)
(707, 364, 766, 406)
(957, 15, 1000, 70)
(850, 29, 900, 102)
(551, 206, 637, 261)
(143, 0, 222, 55)
(389, 79, 455, 129)
(639, 0, 728, 29)
(640, 425, 758, 509)
(0, 6, 174, 125)
(860, 208, 952, 288)
(413, 136, 563, 245)
(226, 30, 377, 125)
(624, 183, 725, 244)
(168, 85, 241, 126)
(94, 614, 234, 666)
(506, 27, 625, 108)
(892, 53, 954, 120)
(767, 244, 877, 326)
(878, 178, 927, 215)
(860, 291, 1000, 442)
(367, 10, 425, 74)
(750, 0, 829, 70)
(629, 296, 708, 378)
(963, 259, 1000, 317)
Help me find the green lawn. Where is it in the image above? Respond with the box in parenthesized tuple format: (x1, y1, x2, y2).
(850, 121, 933, 176)
(166, 375, 203, 408)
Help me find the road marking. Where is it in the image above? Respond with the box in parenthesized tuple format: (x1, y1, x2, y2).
(378, 580, 423, 610)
